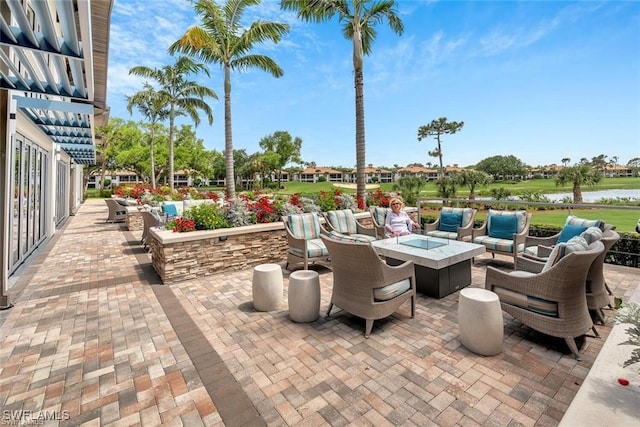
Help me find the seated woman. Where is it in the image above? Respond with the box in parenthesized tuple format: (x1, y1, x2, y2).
(384, 198, 420, 237)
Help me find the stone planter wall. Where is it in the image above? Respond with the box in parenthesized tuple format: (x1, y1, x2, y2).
(148, 223, 289, 284)
(126, 207, 143, 231)
(147, 212, 384, 285)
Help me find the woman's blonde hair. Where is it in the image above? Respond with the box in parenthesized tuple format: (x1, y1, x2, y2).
(389, 197, 403, 208)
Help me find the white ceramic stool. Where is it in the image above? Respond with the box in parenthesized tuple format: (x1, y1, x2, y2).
(458, 288, 503, 356)
(288, 270, 321, 322)
(252, 264, 283, 311)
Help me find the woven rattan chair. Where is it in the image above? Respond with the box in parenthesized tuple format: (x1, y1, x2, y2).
(141, 210, 163, 249)
(516, 229, 619, 324)
(369, 207, 390, 239)
(472, 209, 532, 268)
(423, 207, 476, 241)
(485, 240, 604, 360)
(282, 212, 330, 270)
(105, 199, 127, 223)
(320, 235, 416, 338)
(323, 209, 376, 241)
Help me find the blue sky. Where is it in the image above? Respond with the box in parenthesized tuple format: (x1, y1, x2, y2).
(107, 0, 640, 170)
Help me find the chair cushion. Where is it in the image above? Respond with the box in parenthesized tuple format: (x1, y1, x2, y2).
(493, 287, 558, 317)
(162, 203, 178, 217)
(327, 209, 358, 234)
(557, 224, 587, 243)
(488, 209, 527, 234)
(580, 226, 603, 244)
(565, 215, 604, 231)
(372, 207, 388, 226)
(439, 211, 462, 232)
(374, 279, 411, 301)
(474, 236, 525, 254)
(441, 207, 474, 227)
(488, 215, 518, 239)
(425, 230, 458, 240)
(328, 230, 375, 243)
(287, 213, 321, 240)
(541, 236, 589, 272)
(288, 237, 328, 258)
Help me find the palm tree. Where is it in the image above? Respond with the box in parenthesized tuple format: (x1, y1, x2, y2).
(169, 0, 289, 198)
(129, 56, 216, 189)
(126, 83, 170, 188)
(554, 164, 602, 203)
(458, 169, 491, 200)
(281, 0, 404, 205)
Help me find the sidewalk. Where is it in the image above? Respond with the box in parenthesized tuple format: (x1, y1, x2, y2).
(0, 199, 637, 426)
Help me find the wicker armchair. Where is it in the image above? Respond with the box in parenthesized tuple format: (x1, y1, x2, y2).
(472, 209, 532, 268)
(516, 229, 619, 324)
(282, 212, 330, 270)
(323, 209, 376, 241)
(141, 210, 163, 249)
(485, 240, 604, 360)
(320, 235, 416, 338)
(369, 207, 390, 239)
(424, 207, 476, 241)
(105, 199, 127, 223)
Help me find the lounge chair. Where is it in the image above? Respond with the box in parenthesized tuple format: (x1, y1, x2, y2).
(321, 235, 416, 338)
(369, 206, 390, 239)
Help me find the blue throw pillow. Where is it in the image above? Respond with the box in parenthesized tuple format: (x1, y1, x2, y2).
(557, 224, 587, 243)
(162, 203, 178, 217)
(439, 212, 462, 232)
(488, 215, 517, 239)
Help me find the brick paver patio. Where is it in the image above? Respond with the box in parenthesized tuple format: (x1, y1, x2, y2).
(0, 199, 637, 426)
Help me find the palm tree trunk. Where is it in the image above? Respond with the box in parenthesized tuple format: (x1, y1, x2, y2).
(353, 28, 366, 204)
(224, 65, 235, 198)
(168, 109, 175, 190)
(573, 182, 583, 203)
(149, 125, 156, 189)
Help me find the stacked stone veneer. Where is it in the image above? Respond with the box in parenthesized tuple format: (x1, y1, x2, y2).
(148, 212, 380, 285)
(126, 207, 143, 231)
(148, 223, 288, 284)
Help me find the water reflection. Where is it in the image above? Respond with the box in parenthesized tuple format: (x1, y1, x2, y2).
(542, 189, 640, 202)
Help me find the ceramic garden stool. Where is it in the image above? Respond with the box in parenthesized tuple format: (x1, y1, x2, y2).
(252, 263, 283, 311)
(288, 270, 321, 322)
(458, 287, 503, 356)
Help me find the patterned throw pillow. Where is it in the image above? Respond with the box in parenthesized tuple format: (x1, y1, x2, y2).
(580, 226, 603, 244)
(565, 215, 604, 231)
(542, 236, 589, 272)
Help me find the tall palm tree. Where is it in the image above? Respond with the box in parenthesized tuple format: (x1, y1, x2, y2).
(281, 0, 404, 205)
(169, 0, 290, 198)
(555, 164, 602, 203)
(129, 56, 216, 189)
(126, 83, 170, 188)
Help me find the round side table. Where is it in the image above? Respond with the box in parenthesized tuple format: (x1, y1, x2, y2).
(252, 264, 283, 311)
(288, 270, 321, 322)
(458, 287, 503, 356)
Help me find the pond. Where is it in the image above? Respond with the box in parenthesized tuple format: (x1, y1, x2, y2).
(543, 189, 640, 202)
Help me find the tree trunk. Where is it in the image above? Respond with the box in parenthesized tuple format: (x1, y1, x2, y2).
(353, 27, 366, 204)
(168, 107, 175, 190)
(150, 124, 156, 189)
(573, 182, 583, 203)
(224, 65, 235, 198)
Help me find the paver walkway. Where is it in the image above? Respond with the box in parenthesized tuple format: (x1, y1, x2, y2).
(0, 199, 637, 426)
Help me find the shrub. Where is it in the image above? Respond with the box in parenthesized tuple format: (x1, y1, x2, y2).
(226, 197, 255, 227)
(184, 204, 228, 230)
